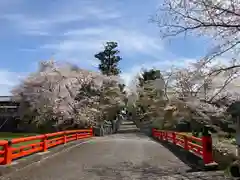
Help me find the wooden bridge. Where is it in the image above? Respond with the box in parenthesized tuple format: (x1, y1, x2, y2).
(0, 122, 232, 180)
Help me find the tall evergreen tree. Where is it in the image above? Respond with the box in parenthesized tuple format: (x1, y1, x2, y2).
(95, 42, 121, 76)
(95, 42, 126, 126)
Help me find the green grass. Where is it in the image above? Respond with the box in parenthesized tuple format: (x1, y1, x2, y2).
(0, 132, 40, 148)
(0, 132, 39, 140)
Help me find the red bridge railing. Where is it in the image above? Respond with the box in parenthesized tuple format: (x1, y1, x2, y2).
(152, 128, 216, 166)
(0, 128, 93, 165)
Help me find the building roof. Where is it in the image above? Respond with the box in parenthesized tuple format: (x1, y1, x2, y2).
(0, 96, 13, 102)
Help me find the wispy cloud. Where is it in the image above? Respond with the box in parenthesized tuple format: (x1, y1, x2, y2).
(0, 0, 195, 96)
(0, 70, 25, 95)
(0, 3, 121, 36)
(121, 58, 196, 87)
(41, 26, 164, 67)
(65, 27, 162, 52)
(63, 28, 109, 36)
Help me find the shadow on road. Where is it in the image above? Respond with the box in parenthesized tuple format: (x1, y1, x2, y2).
(150, 137, 211, 172)
(117, 133, 216, 173)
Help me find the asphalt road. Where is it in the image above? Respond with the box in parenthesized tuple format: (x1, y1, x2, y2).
(0, 133, 232, 180)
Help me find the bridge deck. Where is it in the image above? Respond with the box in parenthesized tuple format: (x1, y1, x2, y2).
(0, 133, 231, 180)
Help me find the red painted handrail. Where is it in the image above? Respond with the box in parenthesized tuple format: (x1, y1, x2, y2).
(0, 128, 93, 165)
(152, 128, 215, 166)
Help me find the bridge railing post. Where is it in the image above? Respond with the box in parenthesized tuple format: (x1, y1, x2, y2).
(172, 132, 176, 144)
(152, 128, 156, 138)
(184, 135, 189, 150)
(3, 141, 12, 165)
(202, 134, 214, 165)
(76, 132, 78, 140)
(160, 131, 163, 140)
(42, 135, 48, 152)
(90, 128, 93, 137)
(63, 131, 67, 144)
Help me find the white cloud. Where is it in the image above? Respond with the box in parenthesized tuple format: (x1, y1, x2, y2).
(40, 25, 164, 87)
(80, 6, 121, 20)
(75, 27, 163, 54)
(42, 40, 101, 52)
(0, 4, 121, 36)
(0, 0, 165, 95)
(0, 0, 164, 73)
(42, 26, 164, 67)
(121, 57, 234, 85)
(0, 70, 25, 95)
(63, 28, 109, 36)
(121, 58, 196, 88)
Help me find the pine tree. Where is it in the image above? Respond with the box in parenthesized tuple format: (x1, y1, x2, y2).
(95, 42, 121, 76)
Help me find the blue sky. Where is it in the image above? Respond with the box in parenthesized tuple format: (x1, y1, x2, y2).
(0, 0, 211, 95)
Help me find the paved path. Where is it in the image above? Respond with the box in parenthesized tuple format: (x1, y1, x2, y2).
(0, 133, 232, 180)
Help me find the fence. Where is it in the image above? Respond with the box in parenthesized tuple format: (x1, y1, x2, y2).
(152, 128, 217, 166)
(94, 116, 124, 136)
(0, 129, 93, 165)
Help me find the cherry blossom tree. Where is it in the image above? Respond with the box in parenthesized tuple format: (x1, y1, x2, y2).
(126, 59, 240, 131)
(11, 60, 125, 131)
(152, 0, 240, 66)
(148, 0, 240, 132)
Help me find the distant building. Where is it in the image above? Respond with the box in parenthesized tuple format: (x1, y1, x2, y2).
(0, 96, 20, 132)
